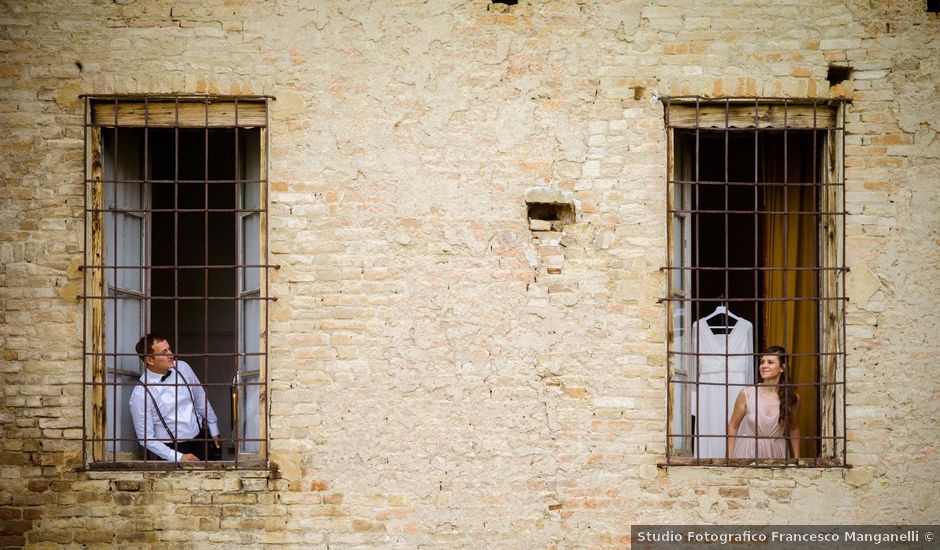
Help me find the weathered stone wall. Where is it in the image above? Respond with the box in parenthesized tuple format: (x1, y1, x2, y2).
(1, 0, 938, 547)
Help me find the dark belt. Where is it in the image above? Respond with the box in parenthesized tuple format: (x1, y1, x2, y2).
(143, 425, 221, 461)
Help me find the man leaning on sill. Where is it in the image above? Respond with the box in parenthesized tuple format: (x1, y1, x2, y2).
(128, 333, 222, 462)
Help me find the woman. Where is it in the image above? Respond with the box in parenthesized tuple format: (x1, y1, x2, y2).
(727, 346, 800, 459)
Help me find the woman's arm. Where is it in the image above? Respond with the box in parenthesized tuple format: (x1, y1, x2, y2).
(726, 390, 748, 458)
(788, 394, 801, 459)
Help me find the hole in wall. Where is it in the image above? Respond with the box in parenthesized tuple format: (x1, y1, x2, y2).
(527, 202, 575, 229)
(524, 186, 580, 231)
(928, 0, 939, 13)
(487, 0, 518, 13)
(75, 61, 83, 72)
(826, 65, 852, 86)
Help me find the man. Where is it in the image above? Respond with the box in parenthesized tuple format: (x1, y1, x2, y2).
(129, 334, 222, 462)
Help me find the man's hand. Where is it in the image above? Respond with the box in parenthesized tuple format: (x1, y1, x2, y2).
(213, 435, 222, 449)
(181, 453, 200, 462)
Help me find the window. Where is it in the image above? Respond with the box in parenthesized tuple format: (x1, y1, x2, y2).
(82, 95, 272, 468)
(663, 97, 847, 466)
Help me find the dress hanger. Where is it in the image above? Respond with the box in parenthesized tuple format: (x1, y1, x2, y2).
(700, 303, 743, 330)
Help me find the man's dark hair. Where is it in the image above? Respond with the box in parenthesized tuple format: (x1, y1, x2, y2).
(136, 333, 168, 363)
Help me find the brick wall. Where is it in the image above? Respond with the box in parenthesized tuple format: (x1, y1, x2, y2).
(1, 0, 938, 547)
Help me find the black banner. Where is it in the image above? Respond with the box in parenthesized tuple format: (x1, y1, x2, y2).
(631, 525, 939, 549)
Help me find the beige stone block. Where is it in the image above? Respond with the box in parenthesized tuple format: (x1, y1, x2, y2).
(844, 469, 874, 487)
(56, 282, 81, 303)
(54, 82, 82, 111)
(529, 219, 551, 232)
(211, 493, 257, 505)
(847, 263, 882, 305)
(272, 90, 306, 120)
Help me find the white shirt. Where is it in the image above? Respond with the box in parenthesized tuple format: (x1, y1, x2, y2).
(128, 360, 220, 462)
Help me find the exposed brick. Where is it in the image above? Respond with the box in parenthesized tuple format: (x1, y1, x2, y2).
(176, 505, 221, 517)
(0, 536, 25, 548)
(29, 529, 72, 543)
(352, 520, 386, 533)
(25, 481, 48, 493)
(113, 480, 141, 492)
(0, 520, 33, 535)
(74, 531, 116, 544)
(211, 493, 257, 505)
(322, 493, 343, 505)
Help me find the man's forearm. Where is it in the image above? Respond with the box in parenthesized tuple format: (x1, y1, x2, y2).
(141, 438, 183, 462)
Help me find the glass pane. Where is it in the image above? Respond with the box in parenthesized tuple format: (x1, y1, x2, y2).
(105, 293, 143, 370)
(105, 372, 140, 454)
(239, 374, 261, 454)
(670, 377, 690, 455)
(670, 297, 692, 455)
(116, 179, 142, 210)
(242, 130, 261, 210)
(104, 211, 115, 288)
(103, 181, 114, 211)
(104, 290, 116, 373)
(117, 297, 143, 374)
(242, 214, 260, 291)
(244, 180, 260, 210)
(672, 302, 687, 372)
(238, 291, 261, 455)
(672, 215, 686, 292)
(104, 128, 142, 209)
(116, 214, 143, 292)
(106, 293, 143, 374)
(104, 128, 144, 292)
(242, 297, 260, 373)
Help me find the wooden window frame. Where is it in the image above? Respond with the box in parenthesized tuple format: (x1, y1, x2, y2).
(81, 95, 274, 470)
(661, 97, 848, 468)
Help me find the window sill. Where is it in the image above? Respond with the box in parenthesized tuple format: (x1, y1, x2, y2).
(80, 460, 272, 472)
(659, 457, 848, 468)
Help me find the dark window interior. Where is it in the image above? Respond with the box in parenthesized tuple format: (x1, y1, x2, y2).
(149, 129, 242, 458)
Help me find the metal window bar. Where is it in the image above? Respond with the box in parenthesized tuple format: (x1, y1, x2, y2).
(660, 97, 849, 467)
(110, 104, 119, 464)
(232, 98, 241, 470)
(689, 98, 702, 461)
(81, 95, 275, 470)
(723, 99, 732, 463)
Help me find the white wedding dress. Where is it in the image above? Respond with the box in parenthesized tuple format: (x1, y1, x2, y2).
(690, 317, 754, 458)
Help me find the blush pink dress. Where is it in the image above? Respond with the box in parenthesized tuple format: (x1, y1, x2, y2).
(730, 387, 788, 459)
